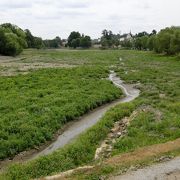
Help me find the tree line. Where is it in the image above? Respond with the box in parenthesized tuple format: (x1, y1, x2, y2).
(0, 23, 179, 56)
(119, 27, 180, 55)
(0, 23, 92, 56)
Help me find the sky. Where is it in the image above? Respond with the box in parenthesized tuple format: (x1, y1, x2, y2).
(0, 0, 180, 39)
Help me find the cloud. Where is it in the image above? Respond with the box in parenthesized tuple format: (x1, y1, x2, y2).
(0, 0, 179, 39)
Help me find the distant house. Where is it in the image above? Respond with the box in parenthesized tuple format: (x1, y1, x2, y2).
(62, 39, 68, 47)
(119, 32, 133, 42)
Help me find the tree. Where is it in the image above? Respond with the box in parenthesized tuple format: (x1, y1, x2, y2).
(154, 27, 180, 55)
(34, 37, 44, 49)
(120, 40, 133, 48)
(114, 38, 120, 48)
(147, 35, 156, 51)
(24, 29, 35, 48)
(43, 36, 62, 48)
(67, 32, 92, 49)
(71, 38, 80, 48)
(0, 23, 27, 56)
(134, 37, 143, 50)
(136, 31, 149, 37)
(68, 31, 81, 48)
(151, 30, 157, 35)
(80, 36, 91, 48)
(101, 29, 114, 48)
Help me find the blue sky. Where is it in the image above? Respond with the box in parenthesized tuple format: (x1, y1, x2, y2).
(0, 0, 179, 39)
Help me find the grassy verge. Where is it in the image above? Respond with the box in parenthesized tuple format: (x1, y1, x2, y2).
(0, 66, 122, 160)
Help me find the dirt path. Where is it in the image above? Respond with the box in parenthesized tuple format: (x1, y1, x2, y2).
(39, 139, 180, 180)
(111, 157, 180, 180)
(105, 139, 180, 166)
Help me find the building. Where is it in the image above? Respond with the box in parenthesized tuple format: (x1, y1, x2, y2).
(119, 32, 133, 42)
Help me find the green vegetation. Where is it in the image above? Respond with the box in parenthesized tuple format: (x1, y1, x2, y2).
(0, 23, 27, 56)
(24, 29, 44, 49)
(0, 49, 180, 180)
(0, 23, 179, 56)
(67, 31, 92, 48)
(125, 27, 180, 55)
(0, 66, 122, 160)
(113, 50, 180, 153)
(2, 103, 135, 180)
(43, 36, 62, 49)
(100, 29, 120, 49)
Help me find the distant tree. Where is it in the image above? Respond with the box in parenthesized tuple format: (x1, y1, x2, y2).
(101, 29, 114, 48)
(0, 23, 27, 56)
(80, 36, 91, 48)
(67, 32, 91, 49)
(24, 29, 35, 48)
(68, 31, 81, 48)
(147, 35, 156, 51)
(114, 38, 120, 48)
(34, 37, 44, 49)
(134, 37, 143, 50)
(133, 27, 180, 55)
(154, 27, 180, 55)
(120, 40, 133, 48)
(43, 36, 62, 48)
(55, 36, 62, 47)
(100, 38, 109, 48)
(151, 30, 157, 35)
(71, 38, 80, 48)
(136, 31, 149, 37)
(141, 36, 149, 50)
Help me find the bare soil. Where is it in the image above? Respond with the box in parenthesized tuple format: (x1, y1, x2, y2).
(0, 55, 75, 76)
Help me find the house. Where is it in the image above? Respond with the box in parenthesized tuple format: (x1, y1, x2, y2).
(119, 32, 133, 42)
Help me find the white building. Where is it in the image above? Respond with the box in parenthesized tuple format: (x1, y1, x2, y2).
(119, 33, 133, 42)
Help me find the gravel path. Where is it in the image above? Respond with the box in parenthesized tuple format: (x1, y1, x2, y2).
(111, 157, 180, 180)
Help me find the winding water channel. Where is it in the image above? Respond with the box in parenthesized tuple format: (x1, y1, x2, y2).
(0, 71, 140, 170)
(34, 71, 140, 158)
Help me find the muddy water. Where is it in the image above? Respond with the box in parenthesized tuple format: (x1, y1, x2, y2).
(33, 71, 140, 158)
(0, 71, 140, 170)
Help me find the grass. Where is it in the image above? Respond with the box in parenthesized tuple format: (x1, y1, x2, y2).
(113, 51, 180, 154)
(0, 49, 180, 179)
(2, 103, 135, 180)
(0, 66, 122, 159)
(14, 49, 122, 65)
(70, 149, 180, 180)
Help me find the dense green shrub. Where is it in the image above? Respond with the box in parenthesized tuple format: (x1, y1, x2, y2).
(154, 27, 180, 55)
(0, 23, 27, 56)
(67, 31, 92, 48)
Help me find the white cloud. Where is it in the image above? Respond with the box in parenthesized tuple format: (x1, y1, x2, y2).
(0, 0, 179, 39)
